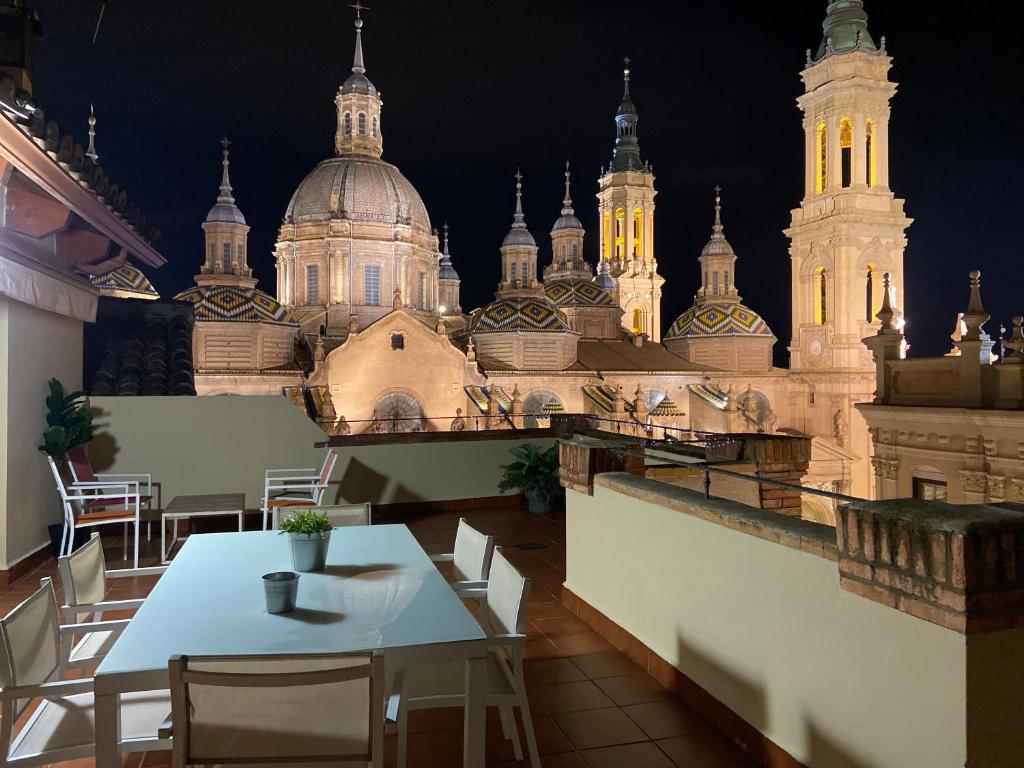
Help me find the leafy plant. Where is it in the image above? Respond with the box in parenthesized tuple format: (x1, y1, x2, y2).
(38, 378, 94, 458)
(278, 510, 333, 538)
(498, 443, 561, 501)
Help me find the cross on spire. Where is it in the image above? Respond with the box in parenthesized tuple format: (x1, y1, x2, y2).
(86, 103, 98, 163)
(349, 1, 368, 18)
(512, 168, 525, 225)
(217, 133, 234, 204)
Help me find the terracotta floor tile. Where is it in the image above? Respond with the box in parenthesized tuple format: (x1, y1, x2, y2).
(656, 734, 760, 768)
(532, 680, 615, 714)
(524, 657, 588, 686)
(553, 707, 648, 750)
(532, 615, 593, 639)
(569, 651, 643, 680)
(492, 750, 588, 768)
(549, 631, 616, 657)
(621, 699, 710, 740)
(523, 636, 562, 660)
(593, 673, 671, 706)
(580, 741, 677, 768)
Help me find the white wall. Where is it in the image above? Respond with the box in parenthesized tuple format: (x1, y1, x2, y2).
(88, 396, 553, 511)
(0, 297, 84, 568)
(566, 476, 970, 767)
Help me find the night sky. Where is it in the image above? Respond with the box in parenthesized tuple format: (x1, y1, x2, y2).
(30, 1, 1024, 361)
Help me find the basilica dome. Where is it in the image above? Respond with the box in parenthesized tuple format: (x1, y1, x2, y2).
(545, 278, 614, 308)
(665, 303, 773, 340)
(283, 156, 432, 235)
(470, 296, 573, 334)
(175, 285, 297, 326)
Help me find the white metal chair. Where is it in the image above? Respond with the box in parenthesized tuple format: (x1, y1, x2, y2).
(167, 651, 385, 768)
(388, 548, 540, 768)
(66, 446, 155, 542)
(56, 533, 166, 670)
(47, 455, 143, 568)
(0, 579, 171, 768)
(261, 449, 339, 530)
(314, 503, 372, 527)
(430, 518, 495, 590)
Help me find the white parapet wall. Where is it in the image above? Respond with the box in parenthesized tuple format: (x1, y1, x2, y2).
(88, 395, 552, 511)
(566, 473, 978, 767)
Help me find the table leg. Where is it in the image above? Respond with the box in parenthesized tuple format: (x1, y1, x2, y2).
(464, 654, 486, 768)
(237, 511, 244, 532)
(160, 517, 167, 563)
(94, 690, 120, 768)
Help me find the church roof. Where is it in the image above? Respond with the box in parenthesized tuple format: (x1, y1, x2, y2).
(89, 263, 159, 299)
(283, 156, 432, 234)
(665, 303, 774, 340)
(544, 278, 614, 308)
(174, 285, 297, 326)
(470, 296, 572, 334)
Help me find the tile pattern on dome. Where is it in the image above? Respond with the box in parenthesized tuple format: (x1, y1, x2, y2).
(464, 385, 512, 414)
(174, 285, 297, 325)
(472, 297, 572, 333)
(90, 264, 159, 298)
(545, 278, 615, 307)
(581, 384, 635, 414)
(666, 303, 773, 339)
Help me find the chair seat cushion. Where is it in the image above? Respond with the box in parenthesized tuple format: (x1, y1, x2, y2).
(267, 490, 315, 503)
(9, 689, 170, 759)
(68, 629, 118, 666)
(402, 652, 515, 702)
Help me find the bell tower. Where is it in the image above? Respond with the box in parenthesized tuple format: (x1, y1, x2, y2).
(596, 59, 663, 341)
(785, 0, 911, 372)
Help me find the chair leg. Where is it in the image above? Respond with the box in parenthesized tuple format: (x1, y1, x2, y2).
(517, 689, 542, 768)
(60, 522, 71, 557)
(134, 520, 141, 569)
(396, 701, 409, 768)
(122, 522, 129, 561)
(499, 704, 523, 761)
(262, 505, 269, 531)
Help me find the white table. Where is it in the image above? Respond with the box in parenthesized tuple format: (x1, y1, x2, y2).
(94, 526, 490, 768)
(160, 493, 245, 563)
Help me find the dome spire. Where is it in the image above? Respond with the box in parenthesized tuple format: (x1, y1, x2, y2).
(696, 185, 739, 305)
(512, 168, 526, 229)
(711, 184, 724, 240)
(442, 221, 451, 257)
(350, 1, 367, 75)
(622, 56, 631, 101)
(561, 161, 574, 216)
(217, 133, 234, 204)
(86, 103, 98, 163)
(610, 57, 643, 173)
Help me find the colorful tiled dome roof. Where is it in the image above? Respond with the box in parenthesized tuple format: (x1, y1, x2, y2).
(665, 303, 774, 340)
(90, 264, 159, 299)
(544, 278, 614, 308)
(174, 285, 297, 326)
(470, 296, 572, 334)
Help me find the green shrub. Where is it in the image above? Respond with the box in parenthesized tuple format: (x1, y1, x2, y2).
(278, 510, 333, 537)
(498, 443, 561, 501)
(38, 379, 94, 458)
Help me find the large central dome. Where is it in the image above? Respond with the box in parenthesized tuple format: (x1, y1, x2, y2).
(283, 156, 432, 234)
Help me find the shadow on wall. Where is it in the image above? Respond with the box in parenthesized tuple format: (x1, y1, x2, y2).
(806, 721, 873, 768)
(335, 457, 424, 506)
(88, 407, 119, 471)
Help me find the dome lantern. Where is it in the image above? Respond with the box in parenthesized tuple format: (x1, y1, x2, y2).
(334, 4, 383, 159)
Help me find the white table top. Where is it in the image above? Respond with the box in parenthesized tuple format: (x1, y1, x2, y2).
(96, 525, 487, 680)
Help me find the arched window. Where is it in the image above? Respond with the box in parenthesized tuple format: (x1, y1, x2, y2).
(816, 123, 827, 193)
(222, 242, 232, 274)
(632, 307, 645, 335)
(865, 266, 875, 322)
(371, 115, 378, 137)
(305, 264, 319, 305)
(603, 212, 611, 260)
(724, 270, 730, 291)
(521, 261, 529, 283)
(633, 208, 643, 258)
(866, 119, 877, 188)
(343, 112, 352, 135)
(522, 391, 563, 429)
(561, 245, 566, 259)
(372, 392, 425, 433)
(237, 242, 245, 266)
(510, 261, 518, 282)
(712, 271, 720, 295)
(572, 243, 578, 260)
(840, 117, 853, 188)
(208, 241, 216, 263)
(815, 267, 827, 325)
(614, 209, 625, 260)
(357, 112, 366, 135)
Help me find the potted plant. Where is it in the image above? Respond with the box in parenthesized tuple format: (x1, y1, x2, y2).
(278, 510, 333, 572)
(38, 378, 94, 459)
(498, 443, 561, 515)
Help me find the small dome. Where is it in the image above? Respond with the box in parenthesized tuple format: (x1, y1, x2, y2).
(665, 303, 774, 340)
(552, 213, 583, 232)
(617, 97, 637, 117)
(439, 262, 460, 280)
(502, 228, 537, 247)
(545, 278, 614, 308)
(340, 72, 378, 97)
(175, 285, 297, 326)
(90, 263, 159, 299)
(205, 201, 246, 226)
(284, 156, 432, 234)
(470, 296, 572, 334)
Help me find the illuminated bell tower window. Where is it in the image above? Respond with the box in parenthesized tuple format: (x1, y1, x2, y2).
(815, 267, 827, 325)
(816, 123, 827, 193)
(632, 307, 645, 335)
(344, 112, 352, 135)
(840, 117, 853, 188)
(866, 119, 877, 188)
(614, 209, 625, 260)
(603, 212, 611, 260)
(865, 267, 875, 321)
(633, 208, 643, 258)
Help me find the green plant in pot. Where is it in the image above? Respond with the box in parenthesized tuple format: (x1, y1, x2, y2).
(38, 378, 94, 459)
(498, 443, 561, 515)
(278, 510, 333, 572)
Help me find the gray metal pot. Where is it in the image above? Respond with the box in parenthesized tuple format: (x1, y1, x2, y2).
(288, 530, 332, 572)
(525, 489, 552, 515)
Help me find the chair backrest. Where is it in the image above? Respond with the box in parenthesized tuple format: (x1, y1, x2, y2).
(57, 532, 107, 609)
(169, 652, 383, 768)
(452, 518, 494, 582)
(46, 455, 70, 503)
(66, 446, 96, 484)
(484, 548, 531, 638)
(315, 503, 372, 527)
(313, 450, 339, 505)
(0, 579, 62, 719)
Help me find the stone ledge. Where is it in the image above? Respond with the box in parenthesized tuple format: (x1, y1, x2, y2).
(837, 499, 1024, 634)
(594, 472, 838, 562)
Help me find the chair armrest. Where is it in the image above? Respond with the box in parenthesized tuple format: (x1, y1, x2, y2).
(0, 678, 94, 701)
(266, 477, 320, 485)
(65, 490, 141, 502)
(264, 482, 319, 493)
(451, 580, 488, 594)
(62, 598, 145, 619)
(60, 618, 130, 635)
(487, 633, 527, 649)
(454, 588, 488, 600)
(265, 468, 317, 477)
(106, 565, 167, 578)
(95, 473, 152, 494)
(72, 480, 137, 489)
(430, 553, 454, 563)
(157, 713, 174, 739)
